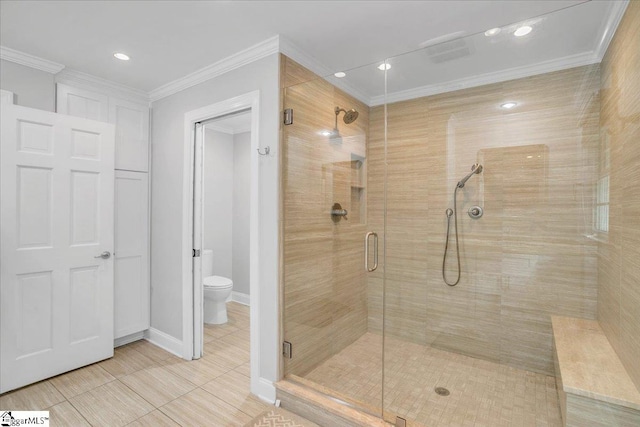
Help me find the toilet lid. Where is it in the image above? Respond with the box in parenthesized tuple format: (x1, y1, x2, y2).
(203, 275, 233, 288)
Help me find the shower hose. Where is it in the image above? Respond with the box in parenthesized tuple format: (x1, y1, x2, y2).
(442, 186, 461, 286)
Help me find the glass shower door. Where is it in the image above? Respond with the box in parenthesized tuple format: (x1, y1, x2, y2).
(381, 3, 604, 425)
(280, 56, 384, 416)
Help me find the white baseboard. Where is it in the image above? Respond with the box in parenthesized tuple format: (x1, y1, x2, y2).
(254, 377, 276, 404)
(231, 291, 250, 306)
(114, 331, 146, 348)
(144, 327, 184, 358)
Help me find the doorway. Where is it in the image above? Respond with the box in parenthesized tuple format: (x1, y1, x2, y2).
(182, 91, 262, 397)
(198, 110, 252, 340)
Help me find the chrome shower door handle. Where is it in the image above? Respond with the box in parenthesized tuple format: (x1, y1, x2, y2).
(365, 232, 378, 272)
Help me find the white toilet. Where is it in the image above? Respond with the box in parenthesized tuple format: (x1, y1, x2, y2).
(202, 249, 233, 324)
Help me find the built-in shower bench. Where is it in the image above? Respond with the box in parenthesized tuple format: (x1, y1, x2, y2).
(551, 316, 640, 427)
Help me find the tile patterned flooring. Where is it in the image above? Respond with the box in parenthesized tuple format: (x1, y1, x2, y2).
(304, 333, 563, 427)
(2, 304, 565, 427)
(0, 302, 272, 427)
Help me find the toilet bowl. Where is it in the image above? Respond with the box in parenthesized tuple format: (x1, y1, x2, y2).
(203, 275, 233, 324)
(202, 249, 233, 324)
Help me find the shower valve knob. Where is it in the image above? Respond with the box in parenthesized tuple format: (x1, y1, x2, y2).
(468, 206, 483, 219)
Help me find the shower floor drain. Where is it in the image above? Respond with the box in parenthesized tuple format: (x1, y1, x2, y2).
(435, 387, 450, 396)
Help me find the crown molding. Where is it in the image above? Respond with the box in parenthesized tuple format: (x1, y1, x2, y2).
(594, 0, 628, 61)
(369, 1, 628, 106)
(278, 35, 331, 78)
(370, 51, 600, 106)
(149, 36, 280, 103)
(0, 46, 65, 73)
(279, 36, 371, 106)
(55, 68, 150, 104)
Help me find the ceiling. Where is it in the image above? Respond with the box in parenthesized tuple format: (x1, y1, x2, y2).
(335, 0, 623, 104)
(0, 0, 600, 95)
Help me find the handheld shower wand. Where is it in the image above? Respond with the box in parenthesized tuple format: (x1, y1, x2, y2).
(443, 163, 484, 286)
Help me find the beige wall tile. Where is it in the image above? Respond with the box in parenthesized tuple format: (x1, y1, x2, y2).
(598, 0, 640, 390)
(282, 56, 371, 376)
(368, 64, 601, 376)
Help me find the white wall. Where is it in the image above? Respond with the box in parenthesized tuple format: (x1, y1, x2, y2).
(150, 54, 280, 387)
(233, 132, 251, 295)
(0, 59, 55, 111)
(203, 129, 252, 296)
(204, 129, 234, 279)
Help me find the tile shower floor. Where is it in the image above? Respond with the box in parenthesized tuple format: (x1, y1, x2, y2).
(304, 333, 563, 427)
(0, 302, 273, 427)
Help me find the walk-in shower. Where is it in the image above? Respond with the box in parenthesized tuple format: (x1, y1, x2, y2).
(281, 1, 635, 426)
(442, 163, 483, 286)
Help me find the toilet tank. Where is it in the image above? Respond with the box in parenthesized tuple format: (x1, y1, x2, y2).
(202, 249, 214, 277)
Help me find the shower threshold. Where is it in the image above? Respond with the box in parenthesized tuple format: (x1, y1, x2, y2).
(276, 379, 394, 427)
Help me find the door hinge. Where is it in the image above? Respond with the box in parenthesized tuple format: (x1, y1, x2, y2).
(193, 249, 201, 257)
(284, 108, 293, 125)
(283, 341, 292, 359)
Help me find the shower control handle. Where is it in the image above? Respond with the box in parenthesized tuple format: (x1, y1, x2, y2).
(365, 232, 378, 272)
(468, 206, 483, 219)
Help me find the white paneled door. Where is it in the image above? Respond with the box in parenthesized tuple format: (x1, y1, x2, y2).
(0, 104, 115, 393)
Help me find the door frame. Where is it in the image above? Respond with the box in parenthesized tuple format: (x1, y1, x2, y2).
(182, 91, 261, 392)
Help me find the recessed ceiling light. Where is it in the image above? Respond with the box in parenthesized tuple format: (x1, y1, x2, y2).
(377, 63, 391, 71)
(113, 52, 130, 61)
(484, 28, 501, 37)
(514, 26, 532, 37)
(500, 102, 518, 109)
(334, 72, 346, 78)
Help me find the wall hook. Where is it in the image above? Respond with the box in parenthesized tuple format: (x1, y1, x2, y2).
(257, 146, 270, 156)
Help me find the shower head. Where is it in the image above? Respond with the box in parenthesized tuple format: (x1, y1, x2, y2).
(457, 163, 483, 188)
(335, 106, 359, 124)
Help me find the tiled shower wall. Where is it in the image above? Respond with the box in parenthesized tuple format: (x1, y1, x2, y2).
(598, 0, 640, 390)
(281, 56, 370, 376)
(368, 64, 601, 376)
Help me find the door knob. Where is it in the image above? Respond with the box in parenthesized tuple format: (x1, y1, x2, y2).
(94, 251, 111, 259)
